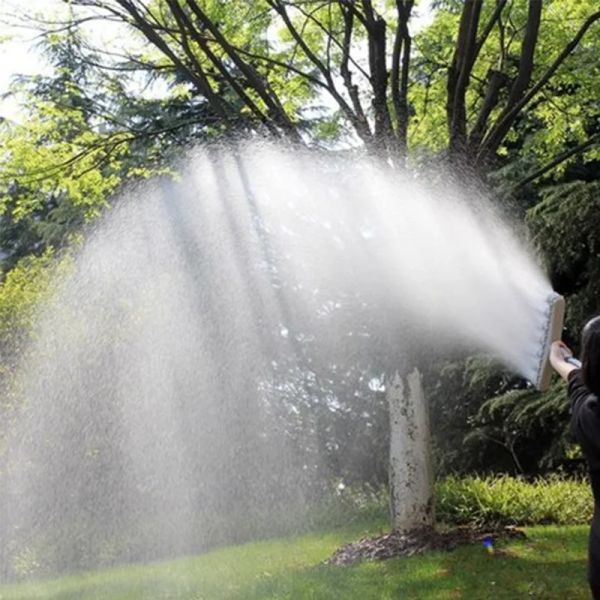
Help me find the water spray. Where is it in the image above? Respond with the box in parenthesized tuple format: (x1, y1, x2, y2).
(1, 142, 571, 578)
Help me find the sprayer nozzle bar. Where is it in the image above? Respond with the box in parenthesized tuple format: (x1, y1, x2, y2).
(534, 293, 565, 392)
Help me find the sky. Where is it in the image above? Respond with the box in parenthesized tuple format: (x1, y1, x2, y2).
(0, 1, 55, 119)
(0, 0, 434, 122)
(0, 0, 124, 120)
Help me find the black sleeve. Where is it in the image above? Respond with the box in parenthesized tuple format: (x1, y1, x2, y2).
(568, 369, 600, 451)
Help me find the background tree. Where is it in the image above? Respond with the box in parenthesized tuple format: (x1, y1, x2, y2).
(20, 0, 593, 176)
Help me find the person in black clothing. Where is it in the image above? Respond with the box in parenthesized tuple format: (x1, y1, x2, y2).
(550, 316, 600, 599)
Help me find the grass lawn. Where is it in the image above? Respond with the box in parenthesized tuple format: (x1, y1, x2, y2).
(0, 521, 591, 600)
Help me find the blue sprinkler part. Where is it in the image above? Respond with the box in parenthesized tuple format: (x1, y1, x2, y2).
(482, 535, 494, 554)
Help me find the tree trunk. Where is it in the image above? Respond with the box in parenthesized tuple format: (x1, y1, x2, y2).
(387, 368, 434, 531)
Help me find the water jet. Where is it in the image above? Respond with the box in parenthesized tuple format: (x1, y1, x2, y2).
(0, 141, 557, 580)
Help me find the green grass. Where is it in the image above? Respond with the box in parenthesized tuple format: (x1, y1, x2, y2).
(0, 519, 592, 600)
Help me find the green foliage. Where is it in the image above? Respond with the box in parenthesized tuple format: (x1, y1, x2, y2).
(437, 474, 592, 527)
(411, 0, 600, 175)
(0, 251, 60, 343)
(466, 377, 577, 474)
(408, 6, 457, 153)
(0, 251, 71, 415)
(527, 180, 600, 333)
(0, 28, 219, 271)
(0, 106, 124, 248)
(0, 34, 124, 269)
(427, 354, 527, 475)
(520, 1, 600, 173)
(324, 475, 593, 530)
(426, 349, 581, 477)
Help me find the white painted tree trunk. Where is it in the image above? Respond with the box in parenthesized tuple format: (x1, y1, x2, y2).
(387, 368, 434, 531)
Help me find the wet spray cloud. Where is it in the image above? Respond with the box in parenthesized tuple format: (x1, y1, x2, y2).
(0, 140, 552, 579)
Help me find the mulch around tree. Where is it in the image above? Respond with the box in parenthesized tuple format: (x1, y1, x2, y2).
(326, 525, 527, 566)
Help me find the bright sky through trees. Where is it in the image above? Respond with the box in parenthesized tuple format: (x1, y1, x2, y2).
(0, 0, 129, 120)
(0, 0, 434, 121)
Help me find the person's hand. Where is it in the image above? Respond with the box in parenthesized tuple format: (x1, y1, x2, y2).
(550, 340, 573, 367)
(549, 340, 579, 381)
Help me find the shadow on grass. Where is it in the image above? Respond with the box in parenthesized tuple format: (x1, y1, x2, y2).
(243, 537, 589, 599)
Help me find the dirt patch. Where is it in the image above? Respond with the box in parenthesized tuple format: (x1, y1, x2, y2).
(326, 525, 526, 566)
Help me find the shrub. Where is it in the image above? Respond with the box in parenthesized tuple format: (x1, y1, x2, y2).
(436, 474, 592, 527)
(319, 475, 593, 530)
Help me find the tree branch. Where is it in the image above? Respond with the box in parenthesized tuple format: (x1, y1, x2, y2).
(447, 0, 482, 158)
(505, 0, 542, 108)
(338, 0, 368, 28)
(478, 8, 600, 164)
(338, 2, 371, 139)
(468, 68, 509, 150)
(475, 0, 508, 57)
(267, 0, 372, 144)
(293, 1, 370, 79)
(165, 0, 274, 132)
(1, 117, 225, 184)
(513, 133, 600, 191)
(112, 0, 232, 121)
(184, 0, 300, 140)
(226, 43, 327, 89)
(361, 0, 394, 152)
(467, 1, 511, 149)
(390, 0, 414, 157)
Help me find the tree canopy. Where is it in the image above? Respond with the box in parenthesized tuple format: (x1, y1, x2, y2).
(16, 0, 596, 173)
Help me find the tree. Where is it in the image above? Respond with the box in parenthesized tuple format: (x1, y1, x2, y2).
(0, 25, 227, 271)
(388, 369, 434, 531)
(23, 0, 595, 177)
(0, 32, 126, 270)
